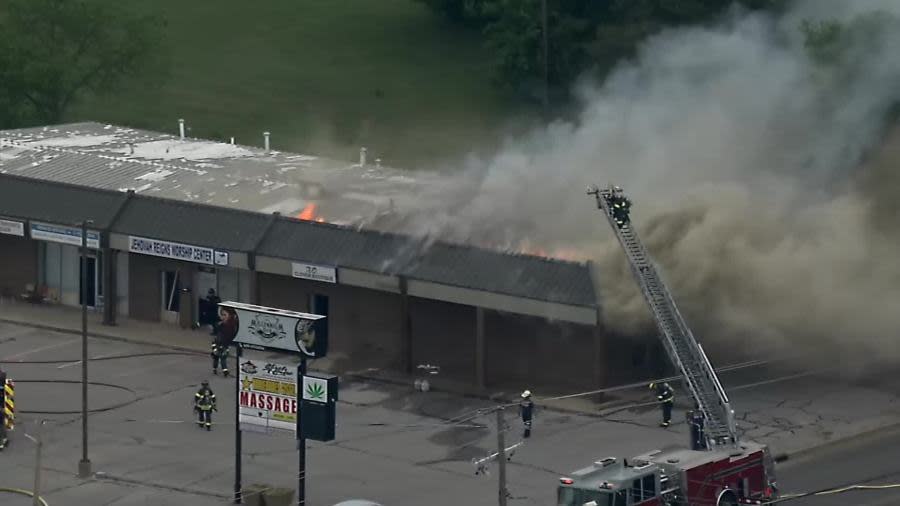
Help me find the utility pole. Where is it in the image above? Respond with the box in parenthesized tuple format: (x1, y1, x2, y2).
(78, 219, 92, 478)
(541, 0, 549, 111)
(496, 408, 508, 506)
(27, 420, 45, 506)
(297, 355, 307, 506)
(234, 346, 243, 504)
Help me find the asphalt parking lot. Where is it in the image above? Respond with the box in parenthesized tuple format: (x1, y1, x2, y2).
(1, 322, 663, 506)
(2, 321, 900, 505)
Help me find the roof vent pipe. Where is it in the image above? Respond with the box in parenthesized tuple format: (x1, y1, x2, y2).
(178, 119, 185, 139)
(264, 131, 270, 152)
(230, 137, 235, 145)
(375, 158, 381, 169)
(359, 147, 367, 167)
(129, 143, 135, 155)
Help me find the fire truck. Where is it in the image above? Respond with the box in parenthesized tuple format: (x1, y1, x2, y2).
(556, 186, 779, 506)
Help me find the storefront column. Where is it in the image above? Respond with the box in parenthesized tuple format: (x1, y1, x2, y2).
(475, 306, 486, 390)
(400, 277, 412, 375)
(102, 249, 116, 326)
(249, 271, 259, 305)
(592, 315, 607, 396)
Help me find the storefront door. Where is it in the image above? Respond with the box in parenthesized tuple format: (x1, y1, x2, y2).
(161, 270, 180, 324)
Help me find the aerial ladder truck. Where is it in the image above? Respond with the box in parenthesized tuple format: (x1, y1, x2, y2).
(556, 185, 778, 506)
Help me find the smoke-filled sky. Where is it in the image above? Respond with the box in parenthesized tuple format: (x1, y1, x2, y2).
(401, 0, 900, 363)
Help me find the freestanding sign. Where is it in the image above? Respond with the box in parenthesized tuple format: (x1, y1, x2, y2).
(219, 301, 328, 358)
(238, 359, 298, 436)
(300, 373, 338, 442)
(221, 302, 332, 506)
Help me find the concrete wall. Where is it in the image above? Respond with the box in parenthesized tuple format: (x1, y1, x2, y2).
(409, 297, 477, 382)
(484, 311, 597, 391)
(257, 273, 404, 372)
(128, 254, 197, 322)
(0, 235, 37, 298)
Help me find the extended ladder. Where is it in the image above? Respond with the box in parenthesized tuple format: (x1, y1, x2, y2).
(587, 184, 738, 449)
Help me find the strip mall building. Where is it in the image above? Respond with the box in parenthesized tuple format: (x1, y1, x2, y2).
(0, 123, 663, 392)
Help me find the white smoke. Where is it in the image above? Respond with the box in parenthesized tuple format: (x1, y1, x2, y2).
(398, 0, 900, 364)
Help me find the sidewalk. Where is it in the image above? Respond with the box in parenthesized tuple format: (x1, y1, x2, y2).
(0, 299, 631, 408)
(0, 298, 210, 354)
(3, 299, 900, 463)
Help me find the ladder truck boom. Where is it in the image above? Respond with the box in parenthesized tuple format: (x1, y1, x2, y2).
(555, 185, 778, 506)
(587, 184, 738, 450)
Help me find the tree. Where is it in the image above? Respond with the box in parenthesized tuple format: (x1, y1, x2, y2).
(481, 0, 593, 100)
(415, 0, 490, 26)
(419, 0, 786, 102)
(0, 0, 166, 126)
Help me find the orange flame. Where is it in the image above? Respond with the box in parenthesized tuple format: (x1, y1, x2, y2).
(514, 240, 590, 262)
(297, 203, 325, 222)
(298, 203, 317, 220)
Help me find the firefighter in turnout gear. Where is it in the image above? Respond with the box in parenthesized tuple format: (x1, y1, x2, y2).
(194, 380, 217, 430)
(211, 338, 229, 376)
(650, 382, 674, 427)
(520, 390, 534, 438)
(211, 307, 237, 377)
(609, 188, 632, 229)
(0, 369, 9, 450)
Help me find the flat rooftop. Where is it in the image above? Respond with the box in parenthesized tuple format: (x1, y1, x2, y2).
(0, 121, 452, 227)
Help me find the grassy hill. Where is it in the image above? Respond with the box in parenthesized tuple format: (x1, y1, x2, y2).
(67, 0, 527, 168)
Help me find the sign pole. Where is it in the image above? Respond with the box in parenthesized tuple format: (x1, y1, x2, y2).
(297, 355, 307, 506)
(78, 219, 92, 478)
(497, 408, 508, 506)
(234, 346, 243, 504)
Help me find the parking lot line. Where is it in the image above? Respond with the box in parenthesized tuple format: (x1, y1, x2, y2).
(1, 337, 80, 361)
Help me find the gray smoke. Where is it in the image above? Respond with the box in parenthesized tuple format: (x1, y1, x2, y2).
(398, 0, 900, 364)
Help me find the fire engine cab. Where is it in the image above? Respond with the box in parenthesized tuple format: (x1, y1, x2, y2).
(558, 442, 777, 505)
(557, 186, 780, 506)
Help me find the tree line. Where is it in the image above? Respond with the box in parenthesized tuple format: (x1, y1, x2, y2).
(417, 0, 787, 103)
(0, 0, 883, 130)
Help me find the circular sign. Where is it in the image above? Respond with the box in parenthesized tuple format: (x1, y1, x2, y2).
(294, 319, 317, 357)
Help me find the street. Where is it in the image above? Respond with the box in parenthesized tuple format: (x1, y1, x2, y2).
(1, 321, 900, 505)
(776, 425, 900, 506)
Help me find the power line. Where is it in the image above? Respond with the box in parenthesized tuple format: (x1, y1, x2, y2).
(0, 351, 200, 365)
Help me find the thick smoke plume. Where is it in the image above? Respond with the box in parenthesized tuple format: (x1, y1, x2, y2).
(400, 0, 900, 365)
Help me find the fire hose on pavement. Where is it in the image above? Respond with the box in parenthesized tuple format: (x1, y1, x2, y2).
(0, 486, 49, 506)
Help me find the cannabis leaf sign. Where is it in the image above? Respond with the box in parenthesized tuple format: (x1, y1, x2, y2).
(305, 381, 325, 401)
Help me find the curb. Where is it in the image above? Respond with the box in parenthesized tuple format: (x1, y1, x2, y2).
(773, 419, 900, 463)
(1, 316, 635, 415)
(7, 316, 900, 459)
(0, 317, 208, 356)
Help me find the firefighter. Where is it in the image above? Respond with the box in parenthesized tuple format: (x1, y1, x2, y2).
(204, 289, 222, 336)
(611, 193, 632, 229)
(650, 382, 674, 427)
(687, 407, 706, 450)
(211, 306, 233, 377)
(211, 334, 230, 377)
(194, 380, 217, 431)
(520, 390, 534, 438)
(0, 369, 8, 450)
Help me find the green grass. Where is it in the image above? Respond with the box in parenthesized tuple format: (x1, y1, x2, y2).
(66, 0, 527, 168)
